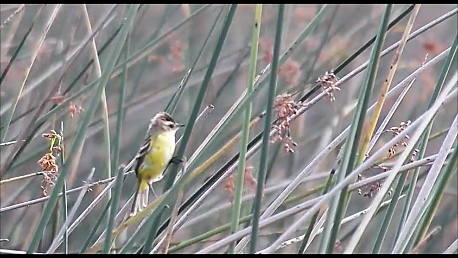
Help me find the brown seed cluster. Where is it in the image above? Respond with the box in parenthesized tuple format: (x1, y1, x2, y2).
(259, 38, 273, 64)
(38, 153, 59, 196)
(271, 93, 305, 153)
(355, 121, 416, 199)
(169, 40, 185, 73)
(357, 174, 393, 199)
(147, 34, 186, 74)
(51, 93, 67, 104)
(224, 166, 258, 203)
(38, 130, 62, 196)
(316, 71, 340, 102)
(277, 60, 301, 86)
(386, 120, 411, 158)
(68, 101, 84, 117)
(51, 93, 84, 118)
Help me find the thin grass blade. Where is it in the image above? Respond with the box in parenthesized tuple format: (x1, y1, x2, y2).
(319, 5, 392, 253)
(343, 73, 458, 254)
(107, 5, 238, 254)
(228, 4, 262, 254)
(103, 166, 126, 253)
(0, 5, 119, 178)
(79, 198, 112, 253)
(393, 33, 458, 252)
(234, 7, 455, 253)
(2, 4, 61, 142)
(249, 4, 284, 253)
(392, 105, 458, 253)
(0, 7, 40, 88)
(25, 5, 139, 253)
(368, 5, 422, 253)
(47, 168, 94, 253)
(412, 141, 458, 247)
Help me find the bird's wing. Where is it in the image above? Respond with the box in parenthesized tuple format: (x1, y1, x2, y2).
(134, 135, 152, 176)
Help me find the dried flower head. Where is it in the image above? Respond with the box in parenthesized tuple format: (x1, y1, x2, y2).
(69, 101, 84, 117)
(277, 60, 301, 86)
(243, 166, 257, 191)
(271, 93, 304, 153)
(170, 40, 184, 60)
(39, 130, 62, 196)
(38, 153, 58, 172)
(421, 39, 446, 55)
(259, 38, 273, 64)
(53, 145, 62, 156)
(385, 120, 411, 158)
(166, 40, 185, 74)
(51, 93, 67, 104)
(224, 174, 235, 194)
(42, 130, 60, 140)
(316, 71, 340, 101)
(38, 153, 58, 196)
(357, 174, 393, 199)
(224, 165, 258, 203)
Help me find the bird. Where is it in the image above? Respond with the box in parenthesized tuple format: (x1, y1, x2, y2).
(130, 111, 184, 217)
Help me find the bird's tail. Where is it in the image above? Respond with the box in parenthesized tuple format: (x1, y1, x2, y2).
(130, 179, 149, 217)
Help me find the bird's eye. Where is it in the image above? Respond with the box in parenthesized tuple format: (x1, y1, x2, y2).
(163, 114, 174, 123)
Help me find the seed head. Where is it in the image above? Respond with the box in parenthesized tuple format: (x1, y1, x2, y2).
(271, 93, 304, 153)
(316, 71, 340, 102)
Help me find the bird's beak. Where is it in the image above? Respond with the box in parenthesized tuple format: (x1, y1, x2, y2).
(176, 123, 185, 128)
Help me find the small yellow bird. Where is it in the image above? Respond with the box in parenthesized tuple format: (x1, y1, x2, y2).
(130, 112, 184, 217)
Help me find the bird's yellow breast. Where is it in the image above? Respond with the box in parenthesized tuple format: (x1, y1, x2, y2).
(138, 132, 176, 184)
